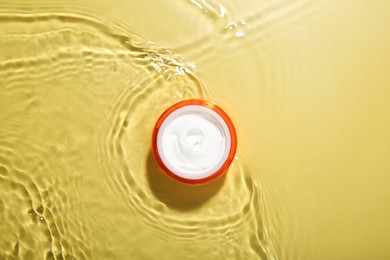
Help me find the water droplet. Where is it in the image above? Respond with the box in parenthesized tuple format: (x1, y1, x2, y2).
(218, 4, 228, 18)
(37, 205, 44, 214)
(235, 31, 245, 38)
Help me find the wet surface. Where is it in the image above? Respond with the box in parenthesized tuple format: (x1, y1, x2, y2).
(1, 0, 390, 259)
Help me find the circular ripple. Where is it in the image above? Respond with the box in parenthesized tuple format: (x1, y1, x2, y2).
(0, 8, 274, 260)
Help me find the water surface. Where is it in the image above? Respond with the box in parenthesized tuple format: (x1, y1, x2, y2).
(0, 0, 390, 259)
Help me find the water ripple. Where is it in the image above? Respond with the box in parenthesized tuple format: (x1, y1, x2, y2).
(0, 6, 275, 259)
(0, 8, 211, 258)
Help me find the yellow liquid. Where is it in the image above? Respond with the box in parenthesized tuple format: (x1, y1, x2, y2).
(0, 0, 390, 259)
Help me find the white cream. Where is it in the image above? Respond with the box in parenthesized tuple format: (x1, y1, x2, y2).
(157, 105, 231, 180)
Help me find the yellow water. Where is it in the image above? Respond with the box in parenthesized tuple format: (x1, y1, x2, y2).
(0, 0, 390, 259)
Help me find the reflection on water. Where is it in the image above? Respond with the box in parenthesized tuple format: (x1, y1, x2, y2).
(1, 0, 390, 259)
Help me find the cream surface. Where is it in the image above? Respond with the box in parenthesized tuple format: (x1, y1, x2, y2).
(157, 105, 231, 180)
